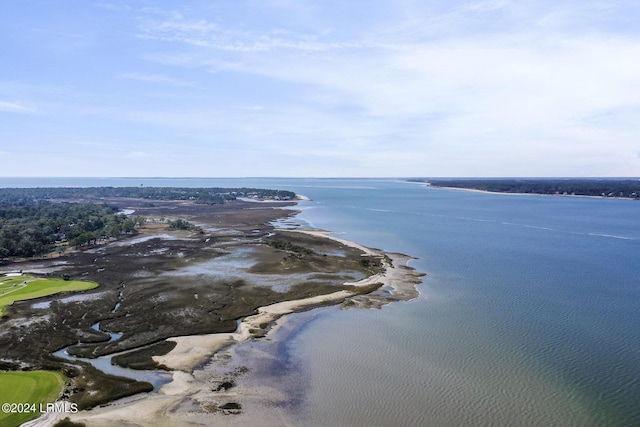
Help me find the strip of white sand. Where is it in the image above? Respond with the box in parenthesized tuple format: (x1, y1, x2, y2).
(153, 228, 416, 374)
(58, 229, 423, 427)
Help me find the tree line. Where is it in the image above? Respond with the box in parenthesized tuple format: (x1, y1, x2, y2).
(0, 200, 138, 260)
(0, 186, 298, 261)
(0, 187, 296, 205)
(167, 218, 203, 233)
(411, 179, 640, 199)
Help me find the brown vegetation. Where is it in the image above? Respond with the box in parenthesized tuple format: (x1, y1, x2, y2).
(0, 199, 383, 408)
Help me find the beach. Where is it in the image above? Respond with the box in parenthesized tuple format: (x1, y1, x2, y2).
(27, 228, 422, 427)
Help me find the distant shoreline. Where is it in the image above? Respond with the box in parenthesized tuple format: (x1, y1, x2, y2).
(420, 183, 640, 201)
(405, 178, 640, 200)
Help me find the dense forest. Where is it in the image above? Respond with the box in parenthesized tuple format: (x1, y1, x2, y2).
(0, 186, 296, 261)
(410, 179, 640, 199)
(0, 201, 130, 260)
(0, 186, 296, 205)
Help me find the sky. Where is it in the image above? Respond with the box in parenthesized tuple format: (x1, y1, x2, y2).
(1, 0, 639, 177)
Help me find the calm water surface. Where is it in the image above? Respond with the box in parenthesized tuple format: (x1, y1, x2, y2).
(2, 178, 639, 426)
(280, 180, 640, 426)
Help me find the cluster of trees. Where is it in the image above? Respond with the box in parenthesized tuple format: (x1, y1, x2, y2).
(266, 239, 314, 256)
(413, 179, 640, 199)
(167, 219, 203, 233)
(0, 187, 296, 205)
(0, 185, 298, 261)
(0, 201, 139, 260)
(70, 215, 145, 247)
(359, 258, 382, 269)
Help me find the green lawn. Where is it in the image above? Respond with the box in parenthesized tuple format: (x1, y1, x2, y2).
(0, 370, 66, 427)
(0, 275, 98, 316)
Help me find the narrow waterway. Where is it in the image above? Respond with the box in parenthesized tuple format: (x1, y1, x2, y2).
(53, 321, 172, 390)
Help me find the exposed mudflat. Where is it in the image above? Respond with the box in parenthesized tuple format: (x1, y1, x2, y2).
(0, 199, 385, 409)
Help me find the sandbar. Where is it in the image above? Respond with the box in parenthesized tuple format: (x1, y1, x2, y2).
(50, 229, 423, 426)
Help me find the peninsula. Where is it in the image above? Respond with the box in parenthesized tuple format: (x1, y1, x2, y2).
(0, 187, 423, 426)
(410, 178, 640, 199)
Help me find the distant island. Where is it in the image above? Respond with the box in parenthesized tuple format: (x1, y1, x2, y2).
(408, 178, 640, 199)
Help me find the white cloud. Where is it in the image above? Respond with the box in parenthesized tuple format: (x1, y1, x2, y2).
(465, 0, 512, 13)
(0, 100, 36, 114)
(5, 1, 639, 177)
(132, 2, 640, 175)
(127, 151, 151, 158)
(119, 72, 193, 86)
(93, 3, 132, 12)
(138, 14, 364, 52)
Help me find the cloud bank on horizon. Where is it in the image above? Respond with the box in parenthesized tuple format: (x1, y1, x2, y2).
(1, 0, 639, 177)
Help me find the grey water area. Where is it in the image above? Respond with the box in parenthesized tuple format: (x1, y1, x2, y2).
(52, 317, 172, 390)
(31, 292, 107, 310)
(164, 246, 366, 293)
(111, 233, 189, 247)
(112, 301, 121, 313)
(269, 215, 309, 229)
(199, 306, 332, 411)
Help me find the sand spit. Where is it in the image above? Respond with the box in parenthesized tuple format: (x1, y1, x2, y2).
(429, 184, 639, 200)
(153, 229, 421, 373)
(54, 230, 423, 427)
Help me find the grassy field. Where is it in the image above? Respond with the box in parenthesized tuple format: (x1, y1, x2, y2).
(0, 370, 66, 427)
(0, 275, 98, 316)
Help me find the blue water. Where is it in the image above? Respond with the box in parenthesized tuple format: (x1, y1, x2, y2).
(281, 180, 640, 426)
(3, 177, 640, 425)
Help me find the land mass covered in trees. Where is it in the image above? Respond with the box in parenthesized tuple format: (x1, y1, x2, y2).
(410, 178, 640, 199)
(0, 187, 295, 260)
(0, 186, 296, 205)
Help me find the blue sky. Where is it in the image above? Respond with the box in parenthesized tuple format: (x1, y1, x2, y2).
(1, 0, 639, 177)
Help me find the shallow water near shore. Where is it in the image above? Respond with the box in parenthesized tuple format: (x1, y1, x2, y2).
(3, 177, 640, 426)
(275, 179, 640, 426)
(53, 321, 172, 390)
(164, 246, 366, 292)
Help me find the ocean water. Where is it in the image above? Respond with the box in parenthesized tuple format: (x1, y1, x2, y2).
(276, 180, 640, 426)
(2, 178, 639, 425)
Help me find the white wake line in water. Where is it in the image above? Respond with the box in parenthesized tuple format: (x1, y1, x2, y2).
(351, 206, 638, 241)
(583, 233, 635, 240)
(404, 211, 638, 241)
(364, 208, 393, 212)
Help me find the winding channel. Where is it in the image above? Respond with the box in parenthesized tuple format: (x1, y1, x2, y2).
(53, 323, 172, 390)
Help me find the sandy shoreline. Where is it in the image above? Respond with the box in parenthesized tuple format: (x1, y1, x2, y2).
(43, 228, 423, 427)
(429, 185, 637, 200)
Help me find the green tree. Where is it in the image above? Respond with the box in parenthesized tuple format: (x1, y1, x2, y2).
(106, 222, 121, 238)
(0, 247, 10, 262)
(134, 216, 145, 228)
(122, 219, 135, 234)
